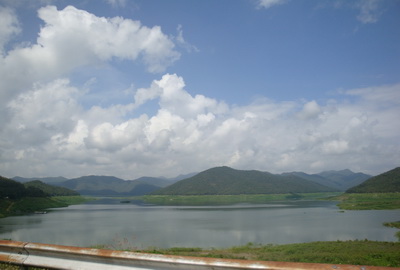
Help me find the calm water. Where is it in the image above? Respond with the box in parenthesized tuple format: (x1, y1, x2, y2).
(0, 200, 399, 249)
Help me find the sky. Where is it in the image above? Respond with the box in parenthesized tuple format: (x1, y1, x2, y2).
(0, 0, 399, 179)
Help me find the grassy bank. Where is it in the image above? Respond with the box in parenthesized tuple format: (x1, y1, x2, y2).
(137, 240, 400, 267)
(141, 192, 341, 205)
(0, 196, 90, 218)
(330, 193, 400, 210)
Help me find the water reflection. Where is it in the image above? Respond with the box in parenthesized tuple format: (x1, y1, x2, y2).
(0, 200, 398, 249)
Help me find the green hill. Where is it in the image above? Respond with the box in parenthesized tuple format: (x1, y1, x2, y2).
(346, 167, 400, 193)
(152, 166, 336, 195)
(13, 176, 68, 184)
(24, 180, 79, 196)
(1, 176, 86, 218)
(0, 176, 47, 199)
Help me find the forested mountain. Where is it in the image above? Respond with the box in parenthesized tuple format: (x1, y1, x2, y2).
(10, 168, 373, 196)
(1, 176, 84, 218)
(346, 167, 400, 193)
(152, 166, 336, 195)
(282, 169, 371, 191)
(13, 176, 68, 184)
(24, 180, 79, 196)
(1, 176, 47, 198)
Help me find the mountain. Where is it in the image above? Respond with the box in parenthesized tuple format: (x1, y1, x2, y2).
(346, 167, 400, 193)
(317, 169, 371, 190)
(1, 176, 47, 199)
(24, 180, 79, 196)
(282, 169, 371, 191)
(12, 175, 182, 196)
(55, 175, 163, 196)
(134, 176, 179, 188)
(152, 166, 336, 195)
(12, 176, 68, 184)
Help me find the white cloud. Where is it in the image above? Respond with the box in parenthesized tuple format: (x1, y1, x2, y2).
(0, 5, 398, 178)
(105, 0, 126, 8)
(1, 73, 399, 178)
(0, 5, 179, 107)
(297, 100, 321, 120)
(257, 0, 287, 9)
(322, 140, 349, 154)
(175, 25, 199, 53)
(0, 6, 20, 54)
(356, 0, 382, 24)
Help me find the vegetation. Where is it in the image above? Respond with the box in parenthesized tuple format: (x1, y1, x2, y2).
(142, 192, 340, 205)
(347, 167, 400, 193)
(24, 180, 79, 196)
(330, 193, 400, 210)
(135, 240, 400, 267)
(384, 221, 400, 240)
(0, 176, 46, 199)
(384, 221, 400, 229)
(0, 264, 48, 270)
(0, 196, 89, 218)
(152, 166, 336, 195)
(0, 176, 89, 218)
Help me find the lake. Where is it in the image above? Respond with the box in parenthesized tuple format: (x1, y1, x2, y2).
(0, 200, 399, 249)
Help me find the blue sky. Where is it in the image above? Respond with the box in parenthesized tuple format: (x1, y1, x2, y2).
(0, 0, 399, 179)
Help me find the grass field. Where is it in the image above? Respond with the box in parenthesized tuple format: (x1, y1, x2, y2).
(330, 193, 400, 210)
(141, 192, 341, 205)
(137, 240, 400, 267)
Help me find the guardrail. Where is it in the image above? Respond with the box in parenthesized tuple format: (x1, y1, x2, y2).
(0, 240, 395, 270)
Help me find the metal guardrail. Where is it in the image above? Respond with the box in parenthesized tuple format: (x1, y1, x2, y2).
(0, 240, 396, 270)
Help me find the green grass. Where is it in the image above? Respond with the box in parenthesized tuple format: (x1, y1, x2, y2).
(329, 193, 400, 210)
(141, 192, 341, 206)
(0, 264, 49, 270)
(139, 240, 400, 267)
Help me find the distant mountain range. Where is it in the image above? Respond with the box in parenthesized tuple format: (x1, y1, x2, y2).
(12, 168, 373, 196)
(12, 173, 195, 196)
(12, 176, 68, 184)
(152, 166, 337, 195)
(281, 169, 371, 191)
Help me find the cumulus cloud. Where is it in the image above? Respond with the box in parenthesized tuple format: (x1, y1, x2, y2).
(0, 4, 398, 179)
(1, 72, 399, 178)
(0, 5, 179, 107)
(297, 100, 321, 120)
